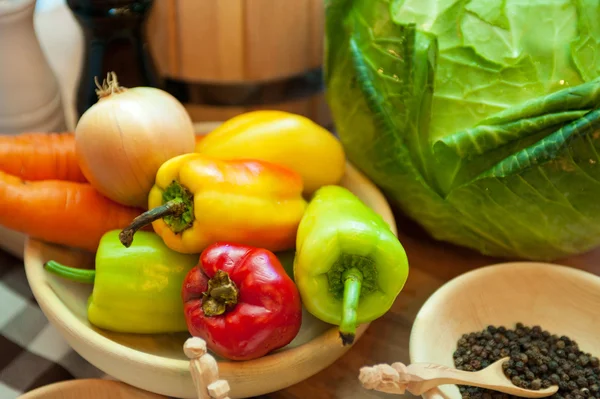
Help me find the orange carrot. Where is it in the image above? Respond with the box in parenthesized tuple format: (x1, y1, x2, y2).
(0, 170, 144, 252)
(0, 132, 87, 182)
(0, 132, 207, 182)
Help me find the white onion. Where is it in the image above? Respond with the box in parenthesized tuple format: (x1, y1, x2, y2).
(75, 72, 196, 208)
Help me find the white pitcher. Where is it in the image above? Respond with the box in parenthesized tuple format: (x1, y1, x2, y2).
(0, 0, 66, 133)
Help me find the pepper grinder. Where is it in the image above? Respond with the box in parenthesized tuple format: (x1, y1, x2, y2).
(0, 0, 67, 133)
(66, 0, 161, 119)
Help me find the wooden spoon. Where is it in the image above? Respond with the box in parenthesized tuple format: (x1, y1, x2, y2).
(358, 357, 559, 398)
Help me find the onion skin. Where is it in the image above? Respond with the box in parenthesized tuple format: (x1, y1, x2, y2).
(75, 84, 196, 209)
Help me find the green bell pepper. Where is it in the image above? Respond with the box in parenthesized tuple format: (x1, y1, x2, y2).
(44, 230, 198, 334)
(293, 185, 409, 345)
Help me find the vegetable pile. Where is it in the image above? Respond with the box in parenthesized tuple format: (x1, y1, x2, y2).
(324, 0, 600, 261)
(0, 74, 410, 361)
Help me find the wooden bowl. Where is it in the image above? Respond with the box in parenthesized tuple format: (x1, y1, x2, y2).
(409, 262, 600, 399)
(18, 379, 168, 399)
(24, 162, 398, 399)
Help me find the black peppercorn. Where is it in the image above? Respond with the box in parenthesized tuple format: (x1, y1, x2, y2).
(565, 364, 573, 372)
(532, 379, 542, 390)
(516, 361, 525, 371)
(551, 374, 561, 383)
(512, 376, 522, 385)
(591, 385, 599, 393)
(591, 358, 599, 368)
(569, 381, 579, 391)
(578, 377, 590, 388)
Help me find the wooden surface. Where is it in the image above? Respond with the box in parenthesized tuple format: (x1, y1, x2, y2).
(146, 0, 324, 83)
(18, 379, 167, 399)
(256, 209, 600, 399)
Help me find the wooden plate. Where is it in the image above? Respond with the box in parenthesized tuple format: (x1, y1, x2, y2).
(409, 262, 600, 399)
(18, 379, 167, 399)
(23, 162, 398, 399)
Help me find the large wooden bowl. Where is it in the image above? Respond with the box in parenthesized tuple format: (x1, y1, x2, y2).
(409, 262, 600, 399)
(24, 162, 398, 399)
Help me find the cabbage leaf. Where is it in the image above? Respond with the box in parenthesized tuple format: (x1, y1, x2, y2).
(325, 0, 600, 260)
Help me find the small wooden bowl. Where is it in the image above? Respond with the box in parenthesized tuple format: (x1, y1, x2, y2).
(18, 379, 168, 399)
(23, 162, 397, 399)
(409, 262, 600, 399)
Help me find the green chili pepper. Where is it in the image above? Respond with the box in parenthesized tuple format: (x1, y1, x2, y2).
(293, 185, 409, 346)
(44, 230, 198, 334)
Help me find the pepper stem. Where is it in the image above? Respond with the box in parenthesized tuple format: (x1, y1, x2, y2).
(202, 270, 239, 317)
(44, 260, 95, 284)
(339, 267, 363, 346)
(119, 200, 186, 247)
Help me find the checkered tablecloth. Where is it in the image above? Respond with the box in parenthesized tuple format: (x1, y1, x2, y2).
(0, 249, 109, 398)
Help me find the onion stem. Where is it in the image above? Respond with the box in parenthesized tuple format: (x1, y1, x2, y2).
(94, 71, 126, 99)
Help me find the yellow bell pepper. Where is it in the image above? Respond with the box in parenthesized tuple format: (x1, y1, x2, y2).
(118, 153, 308, 254)
(195, 110, 347, 195)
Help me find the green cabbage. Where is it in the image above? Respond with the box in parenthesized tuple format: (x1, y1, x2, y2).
(325, 0, 600, 261)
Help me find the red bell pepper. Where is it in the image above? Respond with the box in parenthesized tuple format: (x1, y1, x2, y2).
(181, 242, 303, 361)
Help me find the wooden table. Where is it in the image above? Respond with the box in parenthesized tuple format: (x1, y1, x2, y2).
(268, 209, 600, 399)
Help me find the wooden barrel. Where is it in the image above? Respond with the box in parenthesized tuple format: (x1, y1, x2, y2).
(145, 0, 330, 127)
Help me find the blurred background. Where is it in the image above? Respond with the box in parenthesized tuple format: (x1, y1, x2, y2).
(0, 0, 330, 135)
